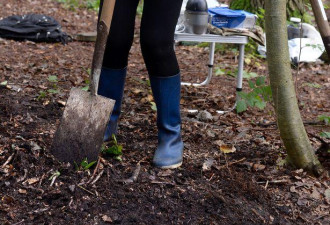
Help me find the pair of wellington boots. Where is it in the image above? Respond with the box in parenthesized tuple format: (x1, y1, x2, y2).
(98, 67, 183, 169)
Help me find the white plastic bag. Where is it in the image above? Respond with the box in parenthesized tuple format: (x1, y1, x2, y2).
(258, 22, 325, 63)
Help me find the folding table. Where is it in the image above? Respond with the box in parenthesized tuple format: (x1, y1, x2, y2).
(174, 33, 249, 112)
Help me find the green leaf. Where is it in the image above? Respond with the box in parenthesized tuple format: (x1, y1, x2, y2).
(81, 86, 89, 91)
(304, 82, 322, 89)
(255, 100, 267, 110)
(151, 102, 157, 111)
(243, 71, 258, 79)
(84, 161, 97, 170)
(49, 170, 61, 180)
(318, 115, 330, 125)
(48, 89, 59, 94)
(246, 95, 255, 107)
(48, 75, 58, 83)
(37, 91, 47, 101)
(248, 80, 255, 89)
(0, 81, 8, 86)
(236, 100, 247, 113)
(320, 132, 330, 139)
(261, 86, 272, 101)
(256, 76, 265, 86)
(102, 135, 123, 158)
(215, 68, 226, 76)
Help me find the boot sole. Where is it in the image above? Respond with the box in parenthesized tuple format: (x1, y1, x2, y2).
(156, 161, 182, 169)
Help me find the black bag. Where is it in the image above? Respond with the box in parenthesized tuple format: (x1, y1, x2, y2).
(0, 14, 71, 44)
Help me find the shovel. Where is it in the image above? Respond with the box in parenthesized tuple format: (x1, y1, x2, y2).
(51, 0, 116, 164)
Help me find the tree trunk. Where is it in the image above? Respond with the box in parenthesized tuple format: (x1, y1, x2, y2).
(310, 0, 330, 59)
(264, 0, 324, 176)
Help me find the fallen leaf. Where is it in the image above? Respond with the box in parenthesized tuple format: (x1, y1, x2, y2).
(252, 163, 266, 171)
(57, 100, 66, 106)
(202, 158, 215, 171)
(26, 177, 39, 185)
(102, 215, 113, 223)
(1, 195, 14, 204)
(324, 189, 330, 201)
(311, 189, 321, 200)
(18, 189, 27, 194)
(157, 170, 173, 177)
(220, 144, 236, 154)
(297, 197, 309, 206)
(197, 110, 213, 121)
(132, 88, 143, 94)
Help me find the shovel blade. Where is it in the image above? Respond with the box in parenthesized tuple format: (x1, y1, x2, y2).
(51, 88, 115, 164)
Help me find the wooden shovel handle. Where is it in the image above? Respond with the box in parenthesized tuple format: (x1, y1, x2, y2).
(90, 0, 116, 96)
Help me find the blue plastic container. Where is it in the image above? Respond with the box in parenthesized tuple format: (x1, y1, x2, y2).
(208, 7, 256, 29)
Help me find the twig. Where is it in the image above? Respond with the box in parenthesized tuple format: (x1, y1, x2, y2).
(17, 169, 28, 183)
(264, 180, 269, 190)
(38, 173, 46, 188)
(92, 157, 101, 177)
(257, 179, 289, 184)
(12, 220, 25, 225)
(1, 153, 15, 168)
(118, 163, 141, 184)
(257, 121, 325, 127)
(86, 157, 101, 184)
(182, 117, 229, 129)
(90, 170, 104, 185)
(216, 157, 246, 170)
(77, 185, 95, 195)
(50, 176, 57, 187)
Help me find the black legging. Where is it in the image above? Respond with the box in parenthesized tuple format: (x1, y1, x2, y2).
(99, 0, 183, 77)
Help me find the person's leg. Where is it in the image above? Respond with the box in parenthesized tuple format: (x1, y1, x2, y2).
(140, 0, 184, 168)
(98, 0, 140, 141)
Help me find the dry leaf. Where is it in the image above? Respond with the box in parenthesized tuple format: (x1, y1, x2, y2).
(311, 189, 321, 200)
(102, 215, 113, 223)
(220, 144, 236, 154)
(132, 88, 143, 94)
(18, 189, 27, 194)
(26, 177, 39, 185)
(57, 100, 66, 106)
(324, 189, 330, 201)
(252, 164, 266, 171)
(202, 158, 215, 171)
(158, 170, 173, 177)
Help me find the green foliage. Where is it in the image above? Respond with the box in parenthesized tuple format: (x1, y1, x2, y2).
(57, 0, 100, 11)
(150, 102, 157, 111)
(137, 0, 144, 15)
(0, 81, 8, 86)
(242, 70, 259, 79)
(320, 131, 330, 139)
(47, 89, 59, 94)
(37, 91, 47, 101)
(102, 135, 123, 161)
(74, 158, 97, 171)
(302, 82, 322, 89)
(48, 75, 58, 83)
(49, 170, 61, 180)
(81, 79, 90, 91)
(230, 0, 311, 27)
(318, 115, 330, 125)
(236, 76, 272, 113)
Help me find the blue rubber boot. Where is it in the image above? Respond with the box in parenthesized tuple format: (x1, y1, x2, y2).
(150, 73, 184, 169)
(98, 67, 127, 141)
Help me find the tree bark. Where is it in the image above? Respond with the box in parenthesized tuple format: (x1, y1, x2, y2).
(265, 0, 324, 176)
(310, 0, 330, 59)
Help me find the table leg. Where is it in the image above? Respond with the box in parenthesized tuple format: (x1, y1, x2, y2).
(181, 42, 216, 86)
(215, 44, 245, 114)
(237, 44, 245, 93)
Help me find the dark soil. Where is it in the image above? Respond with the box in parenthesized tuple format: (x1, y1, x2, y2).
(1, 1, 329, 224)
